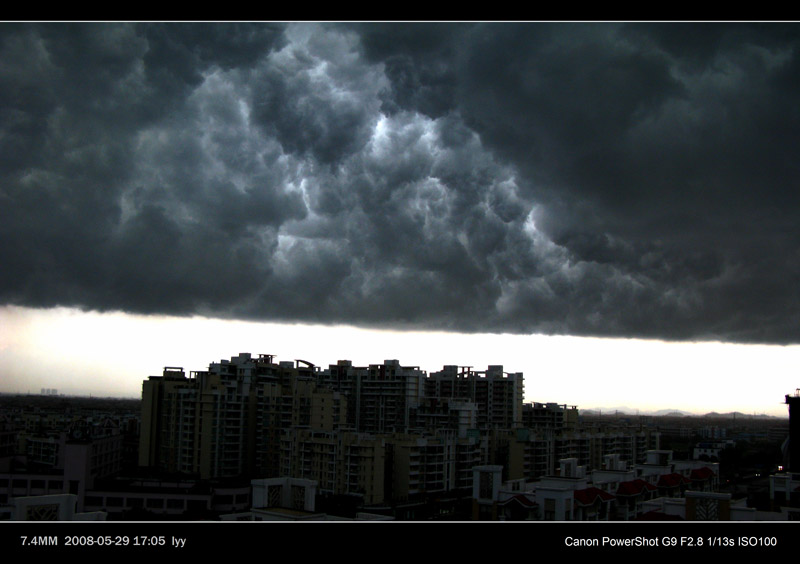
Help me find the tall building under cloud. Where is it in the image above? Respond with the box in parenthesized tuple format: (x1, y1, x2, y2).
(139, 354, 346, 480)
(138, 353, 522, 502)
(137, 352, 662, 511)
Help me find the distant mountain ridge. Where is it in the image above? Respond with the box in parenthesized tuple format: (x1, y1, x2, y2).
(579, 406, 693, 416)
(580, 407, 784, 419)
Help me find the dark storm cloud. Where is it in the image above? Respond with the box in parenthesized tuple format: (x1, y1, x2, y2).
(3, 22, 800, 343)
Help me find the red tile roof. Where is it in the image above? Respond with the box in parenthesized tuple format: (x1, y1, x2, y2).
(617, 479, 658, 496)
(690, 467, 715, 481)
(658, 473, 690, 488)
(574, 487, 615, 506)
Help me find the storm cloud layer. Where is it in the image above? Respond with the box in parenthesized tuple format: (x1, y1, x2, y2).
(2, 22, 800, 343)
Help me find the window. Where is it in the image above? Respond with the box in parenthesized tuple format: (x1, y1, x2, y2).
(268, 485, 282, 507)
(291, 486, 305, 510)
(479, 472, 492, 499)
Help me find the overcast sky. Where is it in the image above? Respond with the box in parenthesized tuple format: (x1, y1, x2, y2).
(1, 23, 799, 415)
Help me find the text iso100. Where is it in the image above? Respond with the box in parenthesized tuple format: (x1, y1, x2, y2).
(738, 537, 778, 548)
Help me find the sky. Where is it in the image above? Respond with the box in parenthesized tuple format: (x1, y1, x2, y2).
(1, 22, 799, 416)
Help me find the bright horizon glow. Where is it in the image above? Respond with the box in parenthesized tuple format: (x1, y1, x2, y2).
(0, 305, 795, 417)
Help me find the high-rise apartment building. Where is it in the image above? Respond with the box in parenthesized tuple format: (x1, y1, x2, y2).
(316, 360, 425, 434)
(522, 402, 578, 430)
(139, 354, 346, 480)
(139, 352, 524, 508)
(426, 365, 524, 429)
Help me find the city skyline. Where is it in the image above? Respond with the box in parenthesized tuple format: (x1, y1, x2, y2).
(1, 23, 800, 418)
(1, 304, 796, 417)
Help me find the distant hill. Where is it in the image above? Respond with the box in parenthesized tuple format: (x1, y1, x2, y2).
(580, 407, 694, 417)
(701, 411, 781, 419)
(580, 407, 783, 419)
